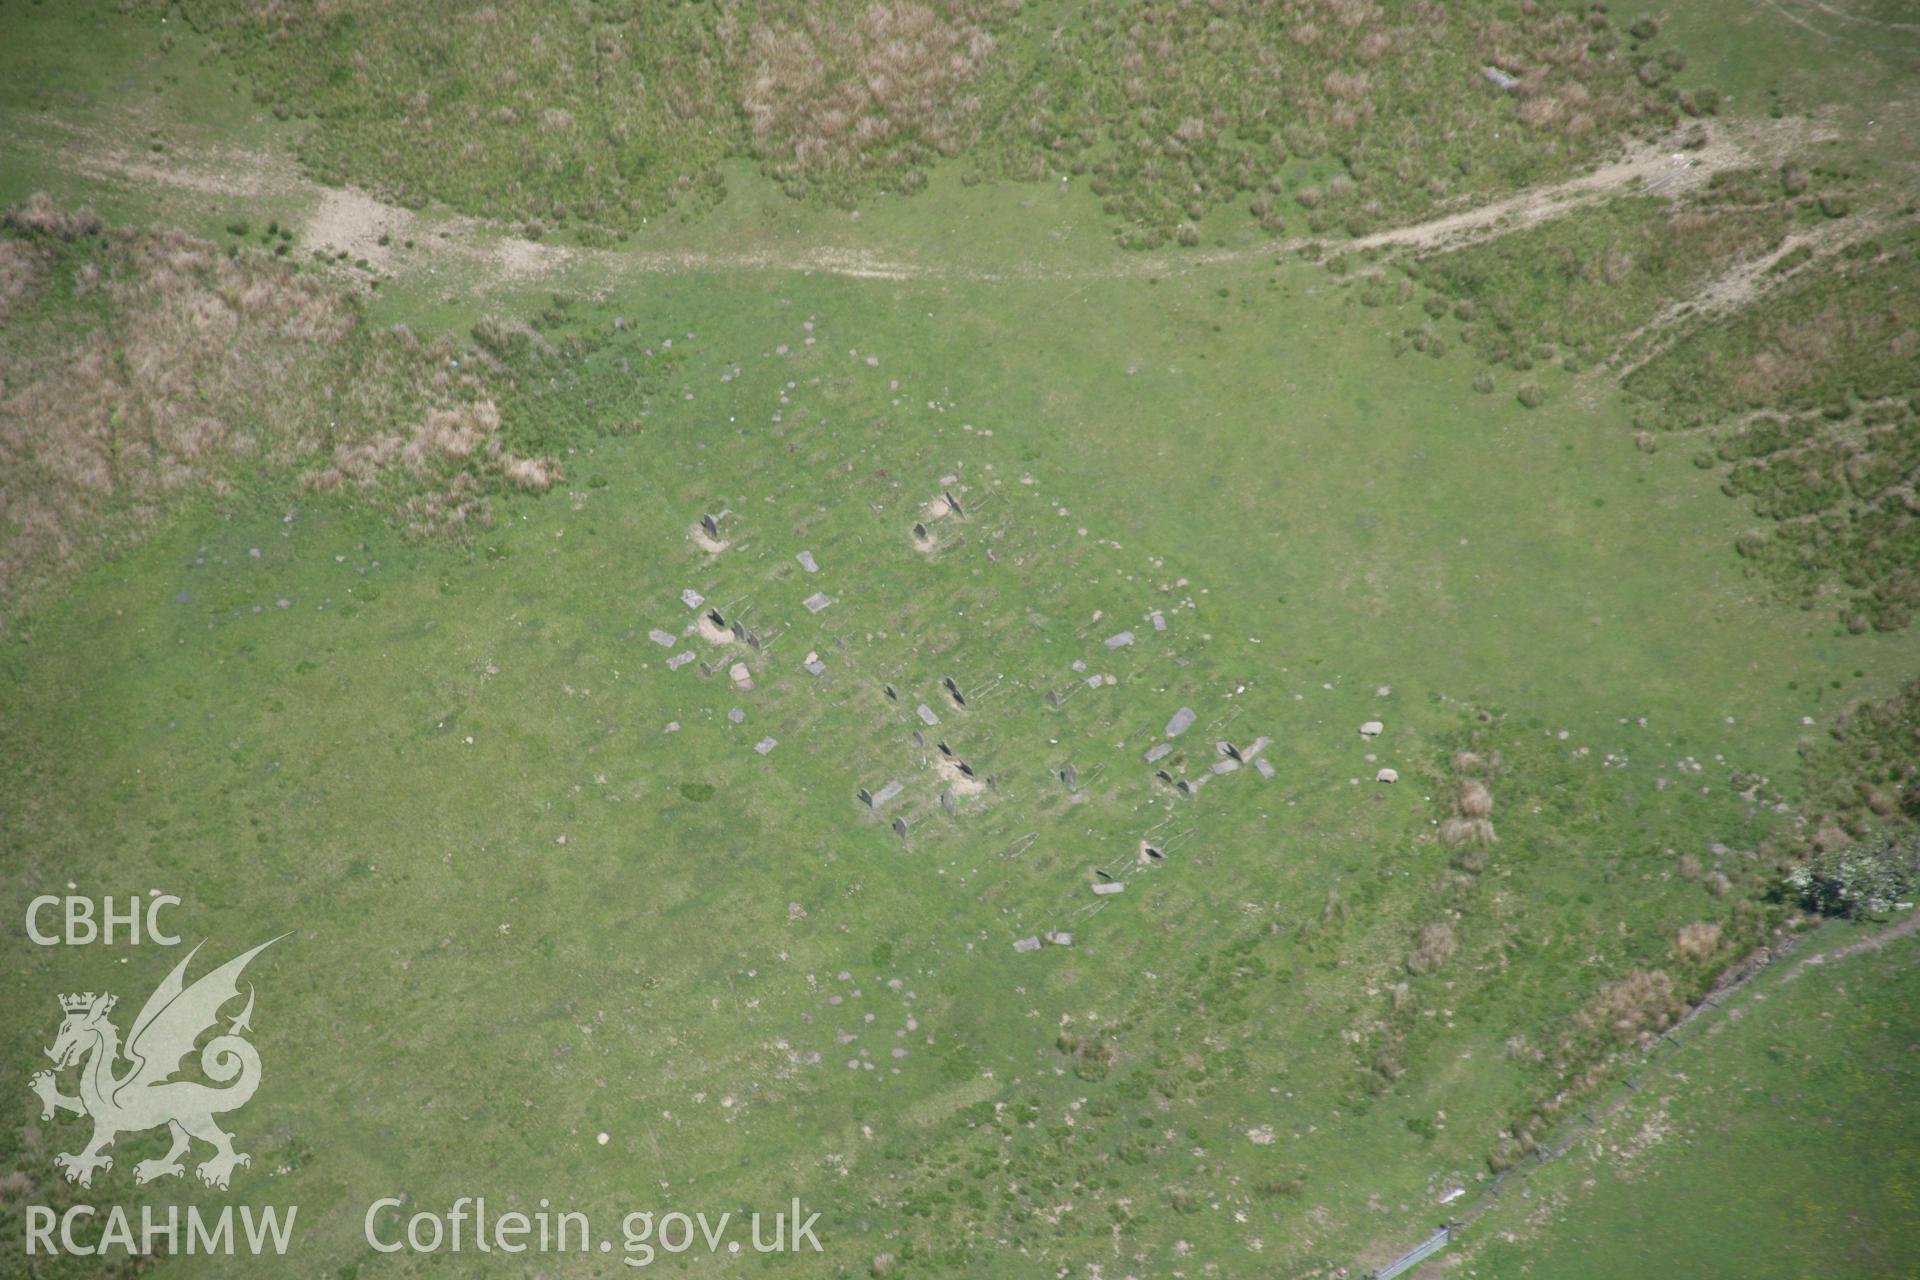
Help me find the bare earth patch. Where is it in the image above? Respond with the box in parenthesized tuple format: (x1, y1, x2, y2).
(690, 523, 732, 554)
(935, 757, 985, 797)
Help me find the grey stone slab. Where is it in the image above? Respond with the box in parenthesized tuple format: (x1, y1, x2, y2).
(796, 550, 819, 573)
(1104, 631, 1135, 649)
(648, 628, 677, 647)
(1092, 882, 1125, 895)
(916, 703, 940, 726)
(803, 591, 833, 614)
(666, 651, 696, 670)
(755, 737, 778, 755)
(1211, 759, 1240, 774)
(1012, 936, 1041, 952)
(1254, 757, 1276, 779)
(681, 588, 705, 609)
(1165, 706, 1197, 737)
(1151, 611, 1167, 632)
(871, 780, 904, 808)
(1145, 743, 1172, 763)
(805, 660, 827, 676)
(728, 707, 746, 723)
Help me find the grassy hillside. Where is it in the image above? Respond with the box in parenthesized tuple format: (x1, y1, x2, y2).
(1466, 922, 1920, 1279)
(161, 0, 1706, 245)
(0, 0, 1914, 1277)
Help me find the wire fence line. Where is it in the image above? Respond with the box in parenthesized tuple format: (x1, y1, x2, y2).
(1363, 925, 1819, 1278)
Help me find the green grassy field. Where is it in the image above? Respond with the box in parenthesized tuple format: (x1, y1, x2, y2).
(0, 0, 1915, 1277)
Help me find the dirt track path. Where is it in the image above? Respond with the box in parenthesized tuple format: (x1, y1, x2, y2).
(16, 115, 1821, 293)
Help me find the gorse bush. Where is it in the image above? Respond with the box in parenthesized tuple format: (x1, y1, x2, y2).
(1782, 830, 1919, 919)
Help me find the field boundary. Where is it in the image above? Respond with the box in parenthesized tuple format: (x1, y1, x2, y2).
(1357, 905, 1918, 1274)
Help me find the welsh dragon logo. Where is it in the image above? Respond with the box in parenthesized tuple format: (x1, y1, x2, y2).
(29, 937, 284, 1190)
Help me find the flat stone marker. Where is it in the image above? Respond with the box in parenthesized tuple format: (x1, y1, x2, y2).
(1044, 931, 1073, 946)
(1145, 743, 1172, 763)
(681, 588, 705, 609)
(1359, 720, 1384, 738)
(1012, 936, 1041, 952)
(805, 660, 827, 676)
(1085, 675, 1102, 688)
(1071, 660, 1087, 672)
(666, 652, 696, 670)
(1092, 882, 1125, 895)
(1212, 759, 1240, 774)
(796, 550, 819, 573)
(916, 703, 940, 726)
(1151, 611, 1167, 632)
(803, 591, 833, 614)
(755, 737, 778, 755)
(649, 628, 677, 647)
(1254, 757, 1276, 779)
(871, 780, 904, 808)
(1104, 631, 1135, 649)
(1244, 736, 1273, 759)
(1165, 706, 1197, 737)
(728, 707, 746, 723)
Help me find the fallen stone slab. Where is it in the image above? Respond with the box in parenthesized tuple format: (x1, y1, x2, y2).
(1145, 743, 1172, 763)
(666, 651, 697, 670)
(1013, 936, 1042, 952)
(1254, 757, 1276, 779)
(870, 780, 904, 808)
(1165, 706, 1197, 737)
(803, 591, 833, 614)
(755, 737, 778, 755)
(1092, 882, 1125, 895)
(805, 660, 827, 676)
(916, 703, 940, 726)
(681, 588, 706, 609)
(648, 628, 677, 648)
(796, 550, 819, 573)
(1104, 631, 1135, 649)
